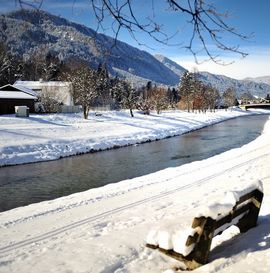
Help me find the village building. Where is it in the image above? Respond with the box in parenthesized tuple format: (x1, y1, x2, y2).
(0, 84, 38, 115)
(15, 80, 74, 106)
(15, 80, 81, 113)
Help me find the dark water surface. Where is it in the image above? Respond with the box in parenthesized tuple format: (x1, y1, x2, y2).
(0, 114, 269, 212)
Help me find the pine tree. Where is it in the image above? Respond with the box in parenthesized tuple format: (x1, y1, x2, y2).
(0, 42, 22, 85)
(111, 78, 138, 117)
(179, 71, 195, 112)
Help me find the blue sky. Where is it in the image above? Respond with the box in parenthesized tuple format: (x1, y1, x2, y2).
(1, 0, 270, 79)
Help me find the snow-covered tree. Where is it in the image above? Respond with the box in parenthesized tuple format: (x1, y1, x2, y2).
(95, 63, 111, 107)
(136, 84, 170, 115)
(192, 82, 220, 112)
(148, 86, 169, 114)
(43, 52, 62, 81)
(136, 83, 154, 115)
(222, 87, 238, 109)
(167, 87, 180, 108)
(111, 78, 138, 117)
(179, 71, 196, 112)
(205, 86, 220, 111)
(192, 81, 207, 112)
(136, 96, 152, 115)
(0, 42, 22, 85)
(22, 46, 62, 81)
(240, 92, 253, 104)
(64, 62, 101, 119)
(39, 86, 61, 113)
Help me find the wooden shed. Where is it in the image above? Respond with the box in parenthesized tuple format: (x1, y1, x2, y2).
(0, 84, 38, 115)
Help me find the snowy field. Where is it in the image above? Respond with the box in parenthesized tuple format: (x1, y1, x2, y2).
(0, 109, 270, 273)
(0, 109, 265, 167)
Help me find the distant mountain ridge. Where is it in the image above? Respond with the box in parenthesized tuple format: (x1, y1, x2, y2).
(197, 72, 270, 97)
(157, 55, 270, 97)
(244, 76, 270, 86)
(0, 9, 180, 86)
(154, 54, 187, 77)
(1, 9, 270, 97)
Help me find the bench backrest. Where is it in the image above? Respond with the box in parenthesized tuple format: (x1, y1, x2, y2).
(146, 188, 263, 270)
(184, 189, 263, 268)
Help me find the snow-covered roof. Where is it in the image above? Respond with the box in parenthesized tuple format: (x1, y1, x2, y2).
(0, 84, 38, 97)
(15, 80, 72, 87)
(0, 91, 37, 100)
(13, 84, 38, 97)
(0, 84, 21, 92)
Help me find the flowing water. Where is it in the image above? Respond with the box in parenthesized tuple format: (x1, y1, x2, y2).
(0, 114, 269, 212)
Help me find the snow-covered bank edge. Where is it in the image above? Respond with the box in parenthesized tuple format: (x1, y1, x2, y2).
(1, 110, 270, 225)
(1, 109, 268, 167)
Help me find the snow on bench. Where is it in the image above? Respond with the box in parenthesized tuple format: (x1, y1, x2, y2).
(146, 180, 264, 270)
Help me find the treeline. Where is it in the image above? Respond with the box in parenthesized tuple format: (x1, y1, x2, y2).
(0, 41, 245, 119)
(62, 60, 181, 119)
(178, 71, 241, 113)
(0, 43, 65, 86)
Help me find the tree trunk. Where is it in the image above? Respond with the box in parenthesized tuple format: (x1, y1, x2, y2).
(129, 108, 134, 117)
(83, 106, 89, 119)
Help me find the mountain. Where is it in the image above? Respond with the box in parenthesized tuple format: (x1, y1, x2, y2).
(154, 54, 187, 77)
(244, 76, 270, 86)
(156, 55, 270, 97)
(197, 72, 270, 98)
(0, 9, 180, 86)
(1, 9, 270, 97)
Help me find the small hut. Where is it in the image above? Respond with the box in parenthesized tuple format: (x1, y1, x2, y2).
(0, 84, 37, 115)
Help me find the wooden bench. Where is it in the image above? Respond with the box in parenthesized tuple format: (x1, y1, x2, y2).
(146, 188, 263, 270)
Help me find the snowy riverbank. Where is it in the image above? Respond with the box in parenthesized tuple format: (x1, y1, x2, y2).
(0, 108, 267, 167)
(0, 110, 270, 272)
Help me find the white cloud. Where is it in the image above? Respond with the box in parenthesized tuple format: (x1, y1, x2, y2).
(171, 46, 270, 80)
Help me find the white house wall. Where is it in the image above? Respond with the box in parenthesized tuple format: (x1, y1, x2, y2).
(42, 85, 74, 106)
(15, 81, 74, 106)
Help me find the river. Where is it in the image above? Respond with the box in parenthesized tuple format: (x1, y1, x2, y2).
(0, 114, 269, 212)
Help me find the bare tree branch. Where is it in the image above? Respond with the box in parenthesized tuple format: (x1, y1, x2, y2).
(16, 0, 43, 10)
(16, 0, 250, 64)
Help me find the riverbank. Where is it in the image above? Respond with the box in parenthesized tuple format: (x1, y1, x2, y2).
(0, 114, 270, 273)
(0, 108, 268, 167)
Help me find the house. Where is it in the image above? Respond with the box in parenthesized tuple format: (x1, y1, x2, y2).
(0, 84, 38, 115)
(15, 80, 74, 106)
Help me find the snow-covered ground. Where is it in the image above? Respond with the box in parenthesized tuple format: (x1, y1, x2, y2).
(0, 109, 270, 273)
(0, 109, 266, 167)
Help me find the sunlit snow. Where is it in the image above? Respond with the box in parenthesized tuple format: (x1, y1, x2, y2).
(0, 109, 270, 273)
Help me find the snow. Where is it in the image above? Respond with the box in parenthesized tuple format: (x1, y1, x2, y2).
(13, 84, 39, 97)
(15, 80, 72, 87)
(0, 109, 270, 273)
(197, 179, 264, 220)
(146, 179, 264, 258)
(0, 108, 267, 167)
(0, 84, 38, 97)
(0, 90, 37, 99)
(146, 225, 198, 257)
